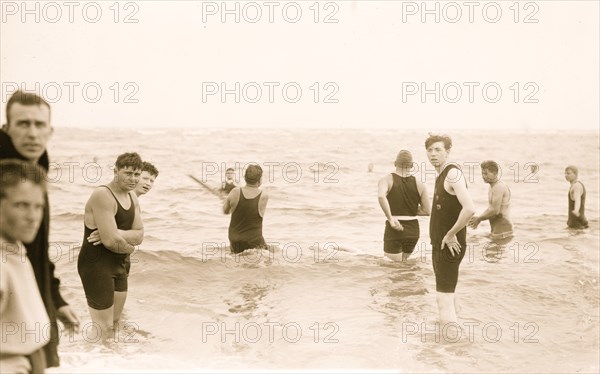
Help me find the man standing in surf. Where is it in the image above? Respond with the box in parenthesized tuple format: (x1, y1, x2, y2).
(223, 164, 269, 254)
(469, 160, 514, 244)
(378, 150, 430, 261)
(78, 153, 144, 338)
(564, 165, 588, 229)
(425, 134, 475, 324)
(221, 167, 237, 195)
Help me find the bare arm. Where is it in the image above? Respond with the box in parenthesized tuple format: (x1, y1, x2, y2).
(377, 175, 403, 231)
(377, 176, 394, 221)
(223, 187, 240, 215)
(441, 169, 475, 256)
(258, 191, 269, 217)
(475, 183, 506, 222)
(446, 168, 475, 237)
(571, 183, 583, 215)
(416, 181, 431, 216)
(118, 193, 144, 245)
(89, 189, 135, 254)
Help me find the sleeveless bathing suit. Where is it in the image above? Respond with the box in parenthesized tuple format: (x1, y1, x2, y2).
(384, 174, 420, 254)
(430, 165, 467, 293)
(77, 186, 135, 310)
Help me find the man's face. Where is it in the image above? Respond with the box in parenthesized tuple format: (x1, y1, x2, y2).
(225, 170, 235, 182)
(564, 169, 577, 182)
(135, 171, 156, 196)
(426, 141, 449, 167)
(481, 168, 497, 184)
(115, 166, 141, 192)
(0, 181, 45, 243)
(6, 103, 52, 163)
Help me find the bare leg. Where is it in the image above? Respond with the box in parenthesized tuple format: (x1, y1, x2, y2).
(88, 306, 115, 341)
(436, 292, 458, 324)
(113, 291, 128, 325)
(384, 253, 405, 262)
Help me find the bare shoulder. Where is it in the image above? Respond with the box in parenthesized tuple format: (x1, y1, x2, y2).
(130, 191, 141, 207)
(89, 186, 113, 204)
(379, 173, 393, 184)
(446, 166, 464, 183)
(492, 181, 509, 193)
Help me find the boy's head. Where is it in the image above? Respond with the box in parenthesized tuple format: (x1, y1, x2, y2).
(564, 165, 579, 182)
(135, 161, 159, 196)
(0, 160, 47, 243)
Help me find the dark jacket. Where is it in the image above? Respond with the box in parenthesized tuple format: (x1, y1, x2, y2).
(0, 129, 65, 367)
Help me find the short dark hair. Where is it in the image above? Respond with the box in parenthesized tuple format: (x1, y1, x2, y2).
(115, 152, 143, 171)
(425, 133, 452, 150)
(226, 168, 235, 172)
(141, 161, 159, 177)
(481, 160, 499, 174)
(6, 90, 51, 125)
(0, 159, 47, 200)
(244, 164, 263, 184)
(565, 165, 578, 176)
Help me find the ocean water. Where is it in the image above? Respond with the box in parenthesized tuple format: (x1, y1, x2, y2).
(44, 128, 599, 373)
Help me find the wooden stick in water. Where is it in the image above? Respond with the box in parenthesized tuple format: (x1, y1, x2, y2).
(188, 174, 225, 201)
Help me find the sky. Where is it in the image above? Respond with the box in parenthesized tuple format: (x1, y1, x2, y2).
(1, 0, 599, 130)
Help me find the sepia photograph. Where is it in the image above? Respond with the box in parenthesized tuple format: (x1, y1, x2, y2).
(1, 1, 598, 373)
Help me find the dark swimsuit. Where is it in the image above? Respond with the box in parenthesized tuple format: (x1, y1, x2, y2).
(430, 165, 467, 293)
(384, 174, 420, 254)
(228, 189, 266, 254)
(568, 181, 588, 229)
(77, 186, 135, 310)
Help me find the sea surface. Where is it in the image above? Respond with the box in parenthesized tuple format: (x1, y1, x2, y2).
(44, 128, 599, 373)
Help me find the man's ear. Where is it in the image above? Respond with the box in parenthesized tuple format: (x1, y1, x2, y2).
(2, 123, 7, 130)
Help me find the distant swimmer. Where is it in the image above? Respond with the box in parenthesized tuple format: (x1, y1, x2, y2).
(377, 150, 430, 262)
(221, 167, 236, 194)
(426, 134, 475, 324)
(78, 153, 144, 337)
(564, 165, 588, 229)
(223, 164, 269, 254)
(368, 163, 374, 173)
(469, 160, 514, 244)
(134, 161, 159, 197)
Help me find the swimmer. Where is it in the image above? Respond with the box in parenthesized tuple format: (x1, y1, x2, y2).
(425, 134, 475, 324)
(221, 167, 236, 194)
(223, 164, 269, 254)
(469, 160, 514, 243)
(377, 150, 430, 262)
(564, 165, 588, 229)
(77, 153, 144, 337)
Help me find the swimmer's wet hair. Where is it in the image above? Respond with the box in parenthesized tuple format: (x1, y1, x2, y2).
(141, 161, 159, 177)
(115, 152, 143, 171)
(0, 159, 47, 200)
(481, 160, 499, 174)
(244, 164, 263, 184)
(425, 133, 452, 150)
(6, 90, 51, 124)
